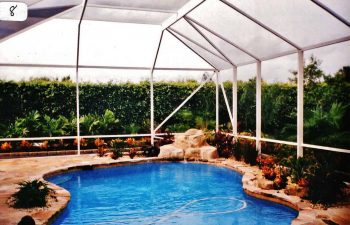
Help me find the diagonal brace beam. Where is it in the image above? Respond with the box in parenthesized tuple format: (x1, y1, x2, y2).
(154, 72, 215, 132)
(220, 83, 234, 128)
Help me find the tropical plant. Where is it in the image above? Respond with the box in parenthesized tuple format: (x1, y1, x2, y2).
(11, 179, 56, 208)
(9, 111, 41, 137)
(213, 131, 233, 158)
(97, 109, 119, 134)
(124, 123, 140, 134)
(282, 155, 310, 184)
(307, 157, 346, 205)
(110, 148, 123, 160)
(41, 115, 66, 137)
(240, 139, 258, 165)
(304, 102, 349, 147)
(80, 114, 99, 135)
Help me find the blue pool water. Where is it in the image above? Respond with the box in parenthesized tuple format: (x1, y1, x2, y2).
(48, 163, 297, 225)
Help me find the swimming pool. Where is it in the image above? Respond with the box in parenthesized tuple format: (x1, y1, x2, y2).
(48, 162, 297, 225)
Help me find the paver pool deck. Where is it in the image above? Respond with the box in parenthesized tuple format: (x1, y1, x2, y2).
(0, 155, 349, 225)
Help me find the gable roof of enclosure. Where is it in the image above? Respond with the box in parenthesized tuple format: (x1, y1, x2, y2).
(0, 0, 350, 71)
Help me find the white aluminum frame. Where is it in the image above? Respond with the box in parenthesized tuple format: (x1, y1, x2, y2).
(297, 50, 304, 158)
(1, 0, 349, 156)
(75, 0, 88, 155)
(215, 71, 219, 131)
(232, 67, 238, 136)
(256, 61, 262, 154)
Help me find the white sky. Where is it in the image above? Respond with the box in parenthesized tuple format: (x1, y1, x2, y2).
(0, 19, 349, 83)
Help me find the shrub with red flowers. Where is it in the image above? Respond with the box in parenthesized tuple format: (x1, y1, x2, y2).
(73, 138, 87, 147)
(19, 140, 32, 150)
(258, 155, 288, 189)
(258, 155, 277, 180)
(126, 138, 135, 147)
(94, 138, 107, 157)
(1, 142, 12, 151)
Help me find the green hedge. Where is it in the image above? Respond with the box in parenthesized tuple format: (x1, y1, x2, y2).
(0, 69, 349, 149)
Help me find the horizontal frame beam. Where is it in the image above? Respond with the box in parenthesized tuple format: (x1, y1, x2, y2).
(231, 135, 350, 153)
(0, 133, 172, 142)
(0, 63, 215, 71)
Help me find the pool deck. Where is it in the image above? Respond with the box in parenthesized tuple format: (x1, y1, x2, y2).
(0, 155, 349, 225)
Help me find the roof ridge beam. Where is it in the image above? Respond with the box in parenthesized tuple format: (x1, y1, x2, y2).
(310, 0, 350, 28)
(169, 27, 230, 63)
(185, 18, 236, 67)
(218, 0, 301, 50)
(186, 16, 259, 61)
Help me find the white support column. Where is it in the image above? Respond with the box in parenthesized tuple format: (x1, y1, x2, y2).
(215, 71, 219, 132)
(75, 0, 88, 155)
(75, 72, 80, 155)
(150, 73, 155, 146)
(150, 31, 164, 146)
(232, 67, 238, 136)
(297, 51, 304, 158)
(256, 61, 262, 154)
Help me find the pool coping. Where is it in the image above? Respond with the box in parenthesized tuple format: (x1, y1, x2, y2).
(0, 156, 349, 225)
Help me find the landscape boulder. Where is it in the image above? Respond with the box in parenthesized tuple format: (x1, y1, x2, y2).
(159, 129, 218, 161)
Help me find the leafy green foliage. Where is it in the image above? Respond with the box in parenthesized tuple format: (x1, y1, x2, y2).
(110, 148, 123, 160)
(307, 154, 346, 205)
(240, 139, 258, 165)
(213, 131, 234, 158)
(11, 179, 55, 208)
(281, 155, 310, 183)
(0, 61, 349, 151)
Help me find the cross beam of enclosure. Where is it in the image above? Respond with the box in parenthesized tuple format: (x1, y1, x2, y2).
(154, 72, 215, 132)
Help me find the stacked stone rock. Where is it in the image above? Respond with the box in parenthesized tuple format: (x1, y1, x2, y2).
(158, 129, 218, 161)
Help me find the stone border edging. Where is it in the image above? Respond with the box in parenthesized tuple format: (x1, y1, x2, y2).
(220, 160, 350, 225)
